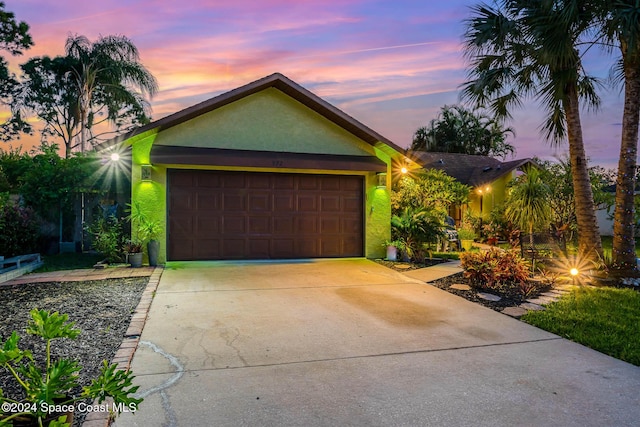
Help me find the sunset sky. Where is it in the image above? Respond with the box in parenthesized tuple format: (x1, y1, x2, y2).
(3, 0, 628, 169)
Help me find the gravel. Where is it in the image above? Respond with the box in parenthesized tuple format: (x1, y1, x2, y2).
(0, 277, 148, 426)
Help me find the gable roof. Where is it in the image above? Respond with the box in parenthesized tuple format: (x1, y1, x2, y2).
(107, 73, 405, 155)
(412, 151, 534, 187)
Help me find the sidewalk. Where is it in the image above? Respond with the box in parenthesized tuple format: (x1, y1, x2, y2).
(0, 266, 155, 287)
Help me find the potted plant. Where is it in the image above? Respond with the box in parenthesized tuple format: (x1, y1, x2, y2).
(384, 240, 405, 262)
(457, 228, 476, 251)
(122, 240, 143, 268)
(0, 309, 142, 427)
(125, 202, 163, 267)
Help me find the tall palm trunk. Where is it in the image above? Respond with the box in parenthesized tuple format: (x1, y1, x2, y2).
(612, 58, 640, 272)
(564, 84, 604, 261)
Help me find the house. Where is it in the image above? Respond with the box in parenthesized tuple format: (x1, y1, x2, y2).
(412, 152, 534, 224)
(107, 73, 414, 263)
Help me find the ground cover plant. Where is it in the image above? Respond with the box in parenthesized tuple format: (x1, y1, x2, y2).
(522, 287, 640, 366)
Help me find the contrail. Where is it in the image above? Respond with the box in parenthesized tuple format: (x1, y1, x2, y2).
(292, 41, 440, 59)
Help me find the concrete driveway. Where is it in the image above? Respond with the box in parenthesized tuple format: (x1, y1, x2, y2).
(115, 259, 640, 426)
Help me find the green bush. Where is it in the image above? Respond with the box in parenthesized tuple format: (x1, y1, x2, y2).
(0, 201, 40, 258)
(391, 207, 444, 262)
(86, 216, 125, 263)
(460, 249, 530, 292)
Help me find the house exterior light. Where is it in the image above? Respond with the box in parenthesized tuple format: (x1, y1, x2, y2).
(376, 172, 387, 188)
(141, 164, 152, 181)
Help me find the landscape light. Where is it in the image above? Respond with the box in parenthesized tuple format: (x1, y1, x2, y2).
(110, 153, 120, 162)
(570, 268, 579, 276)
(401, 166, 408, 174)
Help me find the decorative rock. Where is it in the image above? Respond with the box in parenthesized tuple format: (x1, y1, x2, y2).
(477, 292, 501, 302)
(520, 302, 545, 311)
(394, 264, 412, 270)
(526, 296, 557, 305)
(450, 283, 472, 291)
(501, 307, 528, 318)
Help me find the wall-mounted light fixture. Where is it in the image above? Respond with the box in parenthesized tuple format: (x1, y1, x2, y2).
(376, 172, 387, 188)
(141, 164, 152, 181)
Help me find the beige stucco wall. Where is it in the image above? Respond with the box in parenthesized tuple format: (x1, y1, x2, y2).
(154, 88, 375, 157)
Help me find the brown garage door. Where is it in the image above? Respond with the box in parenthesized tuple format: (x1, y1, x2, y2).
(167, 170, 364, 260)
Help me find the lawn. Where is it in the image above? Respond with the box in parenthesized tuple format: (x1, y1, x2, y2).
(33, 252, 105, 272)
(522, 286, 640, 366)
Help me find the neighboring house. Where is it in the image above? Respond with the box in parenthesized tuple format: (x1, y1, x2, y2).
(412, 152, 534, 224)
(107, 73, 413, 263)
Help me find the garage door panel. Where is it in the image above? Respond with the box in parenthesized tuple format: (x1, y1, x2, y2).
(342, 217, 361, 233)
(274, 195, 294, 211)
(296, 239, 318, 257)
(321, 195, 341, 212)
(170, 193, 193, 210)
(223, 216, 245, 234)
(296, 216, 317, 233)
(298, 175, 320, 190)
(342, 177, 362, 191)
(223, 194, 245, 211)
(194, 240, 221, 258)
(342, 238, 362, 256)
(320, 217, 340, 234)
(222, 174, 246, 189)
(248, 216, 270, 233)
(223, 239, 246, 257)
(248, 239, 270, 257)
(247, 174, 271, 189)
(321, 176, 341, 191)
(272, 239, 295, 257)
(297, 195, 317, 212)
(169, 217, 193, 237)
(197, 173, 221, 187)
(343, 196, 360, 213)
(197, 193, 220, 210)
(273, 217, 294, 233)
(248, 194, 270, 211)
(198, 217, 220, 237)
(321, 240, 341, 257)
(168, 170, 363, 260)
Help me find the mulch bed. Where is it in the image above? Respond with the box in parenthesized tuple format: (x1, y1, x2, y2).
(0, 277, 148, 427)
(376, 259, 551, 312)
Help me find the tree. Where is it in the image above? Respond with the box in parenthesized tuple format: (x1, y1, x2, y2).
(411, 105, 515, 159)
(0, 2, 32, 140)
(462, 0, 604, 262)
(505, 166, 552, 247)
(536, 158, 614, 242)
(391, 168, 470, 215)
(18, 34, 158, 157)
(595, 1, 640, 273)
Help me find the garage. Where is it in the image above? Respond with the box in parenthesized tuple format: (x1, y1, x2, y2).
(119, 73, 409, 263)
(167, 169, 364, 260)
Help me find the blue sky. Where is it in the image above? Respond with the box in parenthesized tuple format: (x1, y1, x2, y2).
(3, 0, 626, 169)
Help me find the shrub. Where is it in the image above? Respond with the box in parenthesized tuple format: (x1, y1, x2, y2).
(391, 207, 444, 262)
(460, 249, 530, 292)
(86, 216, 125, 262)
(0, 201, 40, 258)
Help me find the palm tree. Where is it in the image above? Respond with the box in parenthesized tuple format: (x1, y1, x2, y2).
(462, 0, 604, 262)
(505, 166, 552, 248)
(411, 105, 515, 159)
(65, 34, 158, 153)
(595, 1, 640, 273)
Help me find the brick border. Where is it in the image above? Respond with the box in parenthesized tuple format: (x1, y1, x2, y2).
(82, 266, 164, 427)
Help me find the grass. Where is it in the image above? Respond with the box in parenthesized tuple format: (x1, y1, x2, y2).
(33, 252, 105, 273)
(522, 286, 640, 366)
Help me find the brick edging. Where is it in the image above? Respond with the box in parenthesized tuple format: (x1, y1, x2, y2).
(82, 266, 164, 427)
